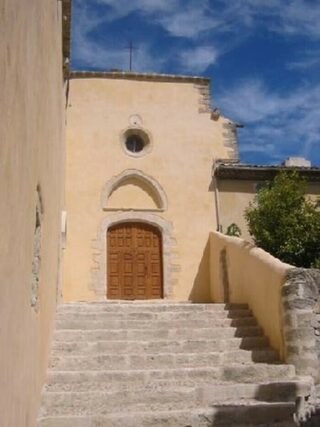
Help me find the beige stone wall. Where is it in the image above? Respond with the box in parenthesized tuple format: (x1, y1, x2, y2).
(0, 0, 65, 425)
(218, 179, 320, 241)
(209, 232, 292, 359)
(64, 77, 233, 302)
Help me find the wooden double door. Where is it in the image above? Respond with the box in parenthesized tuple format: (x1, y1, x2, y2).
(107, 222, 163, 300)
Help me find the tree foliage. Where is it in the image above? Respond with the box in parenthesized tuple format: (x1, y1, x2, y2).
(225, 223, 242, 237)
(245, 171, 320, 268)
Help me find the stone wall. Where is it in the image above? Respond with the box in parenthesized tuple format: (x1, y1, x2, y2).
(282, 269, 320, 382)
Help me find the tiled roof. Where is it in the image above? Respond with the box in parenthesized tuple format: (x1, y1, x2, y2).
(214, 161, 320, 181)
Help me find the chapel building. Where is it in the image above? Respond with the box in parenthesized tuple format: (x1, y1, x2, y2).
(63, 71, 239, 302)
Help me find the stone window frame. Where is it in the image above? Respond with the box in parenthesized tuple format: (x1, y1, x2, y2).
(90, 212, 178, 300)
(101, 169, 168, 212)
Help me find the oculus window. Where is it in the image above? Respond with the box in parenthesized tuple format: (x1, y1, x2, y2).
(121, 128, 152, 157)
(125, 134, 145, 153)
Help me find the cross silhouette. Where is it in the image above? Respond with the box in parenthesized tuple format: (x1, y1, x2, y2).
(126, 41, 138, 72)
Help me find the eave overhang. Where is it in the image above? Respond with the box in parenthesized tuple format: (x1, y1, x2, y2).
(214, 163, 320, 182)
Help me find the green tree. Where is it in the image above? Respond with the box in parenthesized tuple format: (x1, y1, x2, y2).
(225, 223, 242, 237)
(245, 171, 320, 268)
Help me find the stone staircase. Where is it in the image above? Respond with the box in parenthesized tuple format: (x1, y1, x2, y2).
(38, 302, 312, 426)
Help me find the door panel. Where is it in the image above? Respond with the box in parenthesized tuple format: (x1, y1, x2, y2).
(107, 222, 163, 299)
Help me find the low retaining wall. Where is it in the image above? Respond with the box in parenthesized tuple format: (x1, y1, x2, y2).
(209, 232, 291, 359)
(209, 232, 320, 381)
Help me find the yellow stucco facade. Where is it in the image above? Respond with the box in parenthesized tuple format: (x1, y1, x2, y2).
(0, 0, 68, 425)
(63, 74, 238, 303)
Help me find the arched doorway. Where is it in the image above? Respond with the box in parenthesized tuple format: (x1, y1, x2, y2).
(107, 222, 163, 299)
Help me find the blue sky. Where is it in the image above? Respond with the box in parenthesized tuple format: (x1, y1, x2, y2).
(71, 0, 320, 165)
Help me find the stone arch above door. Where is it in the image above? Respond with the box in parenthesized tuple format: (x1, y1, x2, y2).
(101, 169, 168, 212)
(91, 212, 179, 300)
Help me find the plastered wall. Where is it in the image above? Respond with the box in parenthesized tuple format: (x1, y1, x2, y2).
(0, 1, 65, 425)
(63, 77, 234, 302)
(218, 179, 320, 241)
(209, 232, 293, 359)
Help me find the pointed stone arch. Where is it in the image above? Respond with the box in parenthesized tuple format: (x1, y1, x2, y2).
(101, 169, 168, 212)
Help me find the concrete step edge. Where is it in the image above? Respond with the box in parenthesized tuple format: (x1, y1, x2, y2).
(42, 378, 311, 395)
(38, 401, 295, 424)
(53, 327, 263, 334)
(50, 350, 277, 359)
(50, 349, 277, 356)
(46, 363, 295, 375)
(57, 302, 249, 307)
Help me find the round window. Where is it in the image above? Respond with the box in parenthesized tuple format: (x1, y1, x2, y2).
(125, 134, 145, 153)
(121, 128, 152, 157)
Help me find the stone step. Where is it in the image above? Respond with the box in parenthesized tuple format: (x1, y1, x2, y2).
(45, 364, 296, 389)
(55, 309, 253, 321)
(52, 336, 270, 353)
(44, 367, 229, 392)
(38, 302, 307, 426)
(53, 326, 263, 341)
(50, 349, 278, 371)
(39, 388, 197, 417)
(55, 316, 257, 329)
(51, 342, 276, 362)
(57, 302, 249, 314)
(38, 409, 297, 427)
(45, 368, 307, 394)
(37, 403, 297, 427)
(39, 387, 296, 421)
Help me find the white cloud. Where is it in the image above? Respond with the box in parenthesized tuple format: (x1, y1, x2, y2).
(75, 0, 239, 40)
(217, 79, 320, 162)
(72, 0, 320, 74)
(158, 7, 222, 38)
(94, 0, 179, 21)
(72, 1, 165, 71)
(250, 1, 320, 41)
(74, 0, 320, 47)
(73, 33, 165, 72)
(218, 80, 282, 123)
(178, 46, 219, 73)
(72, 0, 221, 73)
(287, 49, 320, 70)
(275, 1, 320, 38)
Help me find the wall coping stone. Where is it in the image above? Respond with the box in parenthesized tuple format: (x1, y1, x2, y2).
(70, 71, 210, 85)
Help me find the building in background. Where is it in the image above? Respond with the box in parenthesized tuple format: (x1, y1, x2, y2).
(213, 158, 320, 241)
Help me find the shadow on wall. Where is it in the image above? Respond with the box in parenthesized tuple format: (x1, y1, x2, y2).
(220, 247, 230, 303)
(189, 237, 211, 302)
